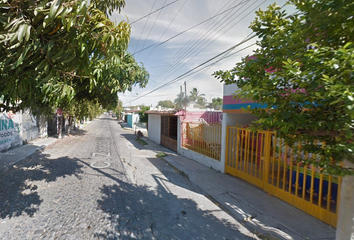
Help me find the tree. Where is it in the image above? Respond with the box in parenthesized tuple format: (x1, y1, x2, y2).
(214, 0, 354, 176)
(137, 106, 150, 124)
(187, 88, 206, 108)
(195, 97, 207, 109)
(174, 92, 188, 109)
(189, 88, 205, 102)
(157, 100, 175, 109)
(208, 97, 222, 110)
(213, 1, 354, 237)
(0, 0, 148, 116)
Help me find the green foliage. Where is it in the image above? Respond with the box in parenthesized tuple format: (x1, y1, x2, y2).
(213, 0, 354, 175)
(156, 152, 167, 158)
(195, 96, 207, 109)
(174, 92, 187, 109)
(189, 88, 206, 108)
(157, 100, 176, 109)
(138, 106, 150, 123)
(0, 0, 149, 119)
(208, 97, 222, 110)
(112, 99, 123, 118)
(136, 138, 148, 146)
(173, 88, 207, 109)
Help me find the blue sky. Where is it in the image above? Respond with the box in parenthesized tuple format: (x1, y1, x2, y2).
(110, 0, 289, 107)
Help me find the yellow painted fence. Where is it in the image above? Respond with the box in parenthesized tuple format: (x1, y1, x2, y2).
(225, 126, 341, 227)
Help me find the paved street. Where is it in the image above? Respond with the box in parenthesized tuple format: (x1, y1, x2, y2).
(0, 115, 258, 240)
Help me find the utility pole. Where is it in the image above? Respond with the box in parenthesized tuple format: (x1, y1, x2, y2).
(180, 86, 183, 107)
(184, 81, 187, 108)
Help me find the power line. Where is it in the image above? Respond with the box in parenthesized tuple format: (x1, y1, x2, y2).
(132, 0, 252, 55)
(137, 0, 168, 59)
(131, 0, 179, 25)
(150, 0, 253, 89)
(143, 0, 189, 63)
(144, 0, 249, 91)
(125, 34, 256, 104)
(144, 0, 233, 87)
(133, 0, 157, 54)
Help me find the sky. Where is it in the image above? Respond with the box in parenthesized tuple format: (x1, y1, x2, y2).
(110, 0, 289, 108)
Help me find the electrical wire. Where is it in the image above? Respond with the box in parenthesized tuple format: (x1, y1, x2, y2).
(143, 0, 189, 63)
(137, 0, 168, 59)
(146, 0, 233, 85)
(132, 0, 253, 55)
(133, 0, 157, 54)
(131, 0, 180, 25)
(150, 0, 253, 89)
(144, 0, 249, 91)
(125, 35, 256, 104)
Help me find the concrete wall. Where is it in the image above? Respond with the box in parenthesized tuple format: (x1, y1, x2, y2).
(0, 110, 49, 152)
(179, 147, 224, 172)
(22, 110, 39, 143)
(336, 160, 354, 240)
(148, 114, 161, 145)
(224, 83, 239, 96)
(223, 113, 257, 127)
(0, 112, 22, 152)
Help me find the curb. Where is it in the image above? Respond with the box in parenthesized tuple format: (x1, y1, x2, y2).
(0, 139, 58, 178)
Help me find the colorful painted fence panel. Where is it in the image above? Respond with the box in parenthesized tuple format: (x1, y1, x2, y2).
(225, 126, 341, 227)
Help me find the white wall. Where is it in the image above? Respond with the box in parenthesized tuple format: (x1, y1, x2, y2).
(148, 114, 161, 145)
(336, 160, 354, 240)
(0, 112, 22, 151)
(223, 113, 257, 127)
(223, 83, 239, 96)
(180, 147, 224, 172)
(22, 110, 39, 143)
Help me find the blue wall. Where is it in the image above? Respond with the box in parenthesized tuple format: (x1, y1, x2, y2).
(127, 114, 133, 128)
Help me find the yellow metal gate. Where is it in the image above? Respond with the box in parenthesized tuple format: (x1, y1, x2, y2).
(225, 126, 341, 227)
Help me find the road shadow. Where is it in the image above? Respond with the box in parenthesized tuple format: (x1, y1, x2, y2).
(0, 153, 84, 219)
(120, 134, 147, 150)
(82, 158, 256, 240)
(69, 128, 88, 136)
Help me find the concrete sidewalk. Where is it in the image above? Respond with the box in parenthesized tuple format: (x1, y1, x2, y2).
(119, 121, 336, 240)
(0, 137, 58, 174)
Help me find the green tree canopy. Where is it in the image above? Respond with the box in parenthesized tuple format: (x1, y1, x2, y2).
(208, 97, 222, 110)
(0, 0, 149, 117)
(213, 0, 354, 175)
(189, 88, 205, 103)
(138, 105, 150, 123)
(157, 100, 175, 109)
(174, 92, 187, 109)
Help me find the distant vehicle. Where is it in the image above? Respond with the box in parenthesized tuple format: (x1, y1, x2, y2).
(112, 113, 117, 117)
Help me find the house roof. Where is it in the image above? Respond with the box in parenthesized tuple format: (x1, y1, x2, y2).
(125, 110, 140, 113)
(146, 109, 180, 115)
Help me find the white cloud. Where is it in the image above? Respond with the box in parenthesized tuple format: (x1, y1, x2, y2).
(111, 0, 289, 107)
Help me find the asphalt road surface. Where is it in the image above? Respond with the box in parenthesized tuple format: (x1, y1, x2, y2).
(0, 115, 259, 240)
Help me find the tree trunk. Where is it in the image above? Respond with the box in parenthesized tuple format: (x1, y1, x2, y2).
(336, 160, 354, 240)
(57, 115, 62, 139)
